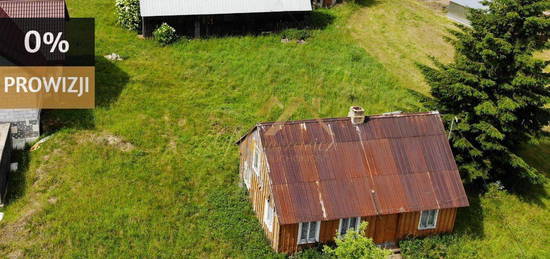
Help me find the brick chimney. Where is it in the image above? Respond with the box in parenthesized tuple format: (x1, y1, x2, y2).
(348, 106, 365, 125)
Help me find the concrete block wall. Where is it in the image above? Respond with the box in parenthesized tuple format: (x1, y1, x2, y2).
(0, 109, 40, 149)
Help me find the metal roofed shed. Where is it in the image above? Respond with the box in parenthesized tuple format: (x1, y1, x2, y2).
(139, 0, 313, 37)
(237, 109, 469, 253)
(0, 123, 12, 207)
(447, 0, 488, 25)
(0, 0, 68, 149)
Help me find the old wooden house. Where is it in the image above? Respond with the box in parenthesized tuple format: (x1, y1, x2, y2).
(237, 107, 469, 253)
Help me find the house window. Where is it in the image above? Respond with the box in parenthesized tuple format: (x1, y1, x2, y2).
(243, 162, 251, 189)
(298, 221, 320, 244)
(338, 217, 360, 236)
(253, 146, 261, 177)
(264, 199, 274, 232)
(418, 210, 439, 230)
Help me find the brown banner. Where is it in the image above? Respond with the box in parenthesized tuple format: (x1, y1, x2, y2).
(0, 66, 94, 109)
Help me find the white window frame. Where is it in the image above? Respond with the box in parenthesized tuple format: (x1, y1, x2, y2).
(418, 210, 439, 230)
(252, 146, 261, 177)
(297, 221, 321, 244)
(338, 217, 361, 237)
(263, 199, 274, 232)
(243, 161, 251, 189)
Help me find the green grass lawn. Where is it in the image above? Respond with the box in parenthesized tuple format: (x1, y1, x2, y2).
(349, 0, 455, 93)
(0, 0, 548, 258)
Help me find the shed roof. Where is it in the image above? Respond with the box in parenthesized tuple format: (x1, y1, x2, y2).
(451, 0, 487, 9)
(242, 112, 469, 225)
(0, 0, 67, 18)
(139, 0, 312, 17)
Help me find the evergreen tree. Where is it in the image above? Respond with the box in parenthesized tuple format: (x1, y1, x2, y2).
(421, 0, 550, 184)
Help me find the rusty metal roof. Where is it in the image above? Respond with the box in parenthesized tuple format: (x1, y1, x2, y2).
(0, 0, 67, 18)
(248, 112, 469, 225)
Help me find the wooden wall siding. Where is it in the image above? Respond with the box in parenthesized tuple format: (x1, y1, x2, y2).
(239, 130, 281, 250)
(395, 208, 457, 239)
(276, 208, 457, 254)
(278, 223, 299, 254)
(319, 220, 339, 243)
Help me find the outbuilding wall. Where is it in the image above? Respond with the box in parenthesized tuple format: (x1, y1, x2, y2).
(277, 208, 458, 254)
(239, 129, 281, 250)
(0, 109, 40, 149)
(447, 2, 470, 25)
(0, 124, 12, 206)
(142, 12, 309, 38)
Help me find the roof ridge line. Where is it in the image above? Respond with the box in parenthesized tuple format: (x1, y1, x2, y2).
(257, 111, 440, 126)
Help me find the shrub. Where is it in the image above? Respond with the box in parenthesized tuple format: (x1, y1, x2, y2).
(115, 0, 141, 31)
(399, 234, 479, 259)
(281, 29, 311, 41)
(290, 247, 333, 259)
(323, 222, 390, 259)
(153, 23, 178, 46)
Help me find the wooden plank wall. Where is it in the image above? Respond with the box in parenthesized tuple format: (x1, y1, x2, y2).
(239, 130, 281, 250)
(394, 208, 457, 240)
(277, 208, 458, 254)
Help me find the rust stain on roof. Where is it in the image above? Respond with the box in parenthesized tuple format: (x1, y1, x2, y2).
(243, 112, 469, 225)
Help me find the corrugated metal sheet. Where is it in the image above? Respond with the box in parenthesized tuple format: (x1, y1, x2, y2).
(140, 0, 312, 17)
(450, 0, 487, 9)
(0, 0, 67, 18)
(247, 112, 469, 225)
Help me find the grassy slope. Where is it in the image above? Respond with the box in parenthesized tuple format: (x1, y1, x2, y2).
(0, 0, 547, 258)
(0, 1, 418, 258)
(348, 1, 549, 258)
(349, 0, 455, 93)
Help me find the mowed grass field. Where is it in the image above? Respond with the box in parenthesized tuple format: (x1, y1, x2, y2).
(0, 0, 548, 258)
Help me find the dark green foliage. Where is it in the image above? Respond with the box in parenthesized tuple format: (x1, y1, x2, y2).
(399, 234, 479, 259)
(323, 222, 390, 259)
(281, 29, 312, 40)
(420, 0, 550, 184)
(290, 247, 334, 259)
(115, 0, 141, 31)
(153, 23, 178, 46)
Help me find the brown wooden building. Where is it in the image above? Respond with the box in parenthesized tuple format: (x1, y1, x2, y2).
(236, 107, 469, 254)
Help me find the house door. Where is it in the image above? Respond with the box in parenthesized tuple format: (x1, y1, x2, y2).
(373, 214, 399, 245)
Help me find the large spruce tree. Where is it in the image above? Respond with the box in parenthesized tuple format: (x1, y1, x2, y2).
(421, 0, 550, 184)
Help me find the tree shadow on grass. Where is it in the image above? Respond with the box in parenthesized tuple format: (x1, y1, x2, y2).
(354, 0, 382, 8)
(504, 133, 550, 208)
(453, 189, 485, 238)
(304, 11, 336, 30)
(41, 56, 129, 134)
(5, 56, 129, 206)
